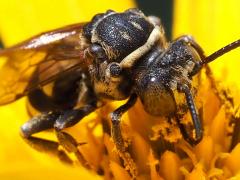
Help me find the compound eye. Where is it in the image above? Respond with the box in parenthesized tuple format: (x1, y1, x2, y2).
(89, 43, 107, 60)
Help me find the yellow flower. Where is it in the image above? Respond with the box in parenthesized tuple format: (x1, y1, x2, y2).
(1, 0, 240, 180)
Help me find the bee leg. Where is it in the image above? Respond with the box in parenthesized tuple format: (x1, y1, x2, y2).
(23, 136, 73, 164)
(110, 94, 138, 177)
(20, 111, 73, 164)
(178, 84, 203, 145)
(56, 131, 90, 169)
(20, 103, 97, 165)
(53, 103, 97, 165)
(54, 103, 97, 131)
(21, 111, 61, 138)
(110, 94, 137, 152)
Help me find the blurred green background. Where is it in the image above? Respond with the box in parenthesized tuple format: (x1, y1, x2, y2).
(136, 0, 173, 39)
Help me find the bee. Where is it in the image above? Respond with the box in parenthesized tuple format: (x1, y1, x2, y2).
(0, 8, 239, 166)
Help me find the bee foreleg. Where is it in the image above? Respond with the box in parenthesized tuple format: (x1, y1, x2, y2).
(22, 136, 73, 164)
(52, 103, 97, 165)
(20, 111, 73, 164)
(54, 103, 97, 131)
(110, 94, 137, 152)
(21, 111, 61, 138)
(56, 131, 90, 169)
(110, 94, 138, 176)
(177, 84, 203, 145)
(20, 103, 97, 165)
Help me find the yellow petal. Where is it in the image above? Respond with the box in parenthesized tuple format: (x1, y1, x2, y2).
(224, 144, 240, 176)
(159, 151, 183, 180)
(109, 161, 131, 180)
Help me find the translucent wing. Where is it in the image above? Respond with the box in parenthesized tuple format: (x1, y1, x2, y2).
(0, 23, 92, 105)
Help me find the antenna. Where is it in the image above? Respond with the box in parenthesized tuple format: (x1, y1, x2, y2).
(201, 39, 240, 65)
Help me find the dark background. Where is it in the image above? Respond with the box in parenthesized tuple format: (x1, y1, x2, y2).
(136, 0, 173, 39)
